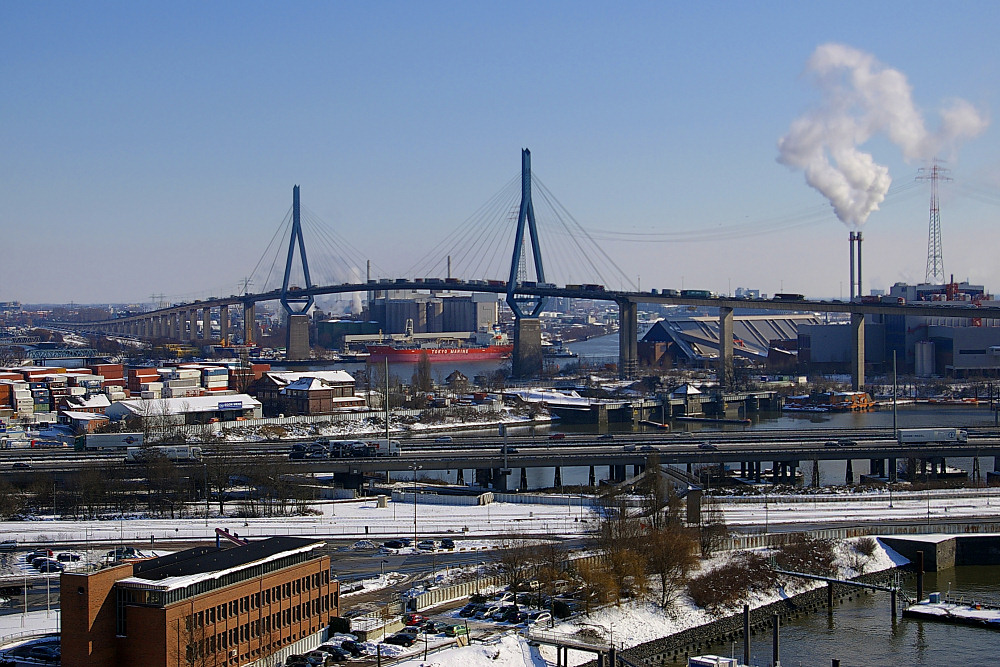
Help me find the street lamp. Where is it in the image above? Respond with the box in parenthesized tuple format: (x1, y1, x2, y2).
(409, 464, 422, 548)
(380, 559, 388, 577)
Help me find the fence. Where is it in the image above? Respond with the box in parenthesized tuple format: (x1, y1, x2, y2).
(724, 520, 1000, 551)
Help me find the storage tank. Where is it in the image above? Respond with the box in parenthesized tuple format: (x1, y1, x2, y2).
(914, 341, 935, 377)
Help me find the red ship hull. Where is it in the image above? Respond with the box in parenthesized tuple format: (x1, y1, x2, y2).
(365, 344, 513, 362)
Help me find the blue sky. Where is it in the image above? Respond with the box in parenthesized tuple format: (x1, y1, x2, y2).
(3, 2, 999, 304)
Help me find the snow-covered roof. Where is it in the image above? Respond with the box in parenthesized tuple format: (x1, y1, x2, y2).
(66, 394, 112, 409)
(117, 538, 323, 592)
(108, 394, 261, 416)
(265, 370, 355, 386)
(60, 411, 108, 421)
(671, 383, 702, 396)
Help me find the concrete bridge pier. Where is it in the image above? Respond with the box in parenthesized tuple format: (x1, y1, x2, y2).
(851, 312, 865, 390)
(553, 466, 562, 488)
(588, 466, 596, 487)
(219, 305, 229, 342)
(718, 306, 734, 390)
(519, 468, 528, 492)
(633, 464, 644, 477)
(475, 468, 491, 487)
(617, 299, 638, 380)
(286, 313, 311, 360)
(889, 457, 897, 482)
(741, 462, 747, 477)
(201, 308, 211, 342)
(611, 465, 627, 482)
(845, 459, 854, 485)
(513, 317, 543, 378)
(243, 301, 256, 344)
(493, 469, 509, 492)
(456, 469, 465, 485)
(754, 461, 761, 483)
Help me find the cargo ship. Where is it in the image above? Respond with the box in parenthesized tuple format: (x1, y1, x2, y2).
(366, 328, 512, 362)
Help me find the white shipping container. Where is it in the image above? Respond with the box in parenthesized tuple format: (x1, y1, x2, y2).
(109, 392, 127, 401)
(140, 391, 162, 399)
(69, 387, 85, 396)
(141, 382, 164, 391)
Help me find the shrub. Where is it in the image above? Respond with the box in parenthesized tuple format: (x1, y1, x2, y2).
(687, 551, 778, 613)
(854, 537, 878, 558)
(774, 535, 836, 576)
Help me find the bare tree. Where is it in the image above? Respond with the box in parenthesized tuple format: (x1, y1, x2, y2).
(204, 442, 246, 515)
(645, 524, 698, 607)
(493, 536, 535, 593)
(696, 494, 728, 558)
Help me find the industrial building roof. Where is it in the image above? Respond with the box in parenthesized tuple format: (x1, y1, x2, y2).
(120, 537, 324, 590)
(643, 314, 821, 362)
(108, 393, 261, 416)
(264, 370, 355, 386)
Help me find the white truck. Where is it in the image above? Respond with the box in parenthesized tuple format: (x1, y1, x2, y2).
(897, 428, 968, 444)
(125, 445, 203, 462)
(364, 439, 400, 457)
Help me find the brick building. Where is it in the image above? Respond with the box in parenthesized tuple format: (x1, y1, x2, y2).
(249, 371, 364, 417)
(62, 537, 339, 667)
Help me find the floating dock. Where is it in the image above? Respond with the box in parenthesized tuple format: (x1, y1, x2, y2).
(903, 593, 1000, 630)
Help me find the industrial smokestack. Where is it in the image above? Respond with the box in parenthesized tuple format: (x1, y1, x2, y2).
(856, 231, 863, 298)
(849, 232, 856, 300)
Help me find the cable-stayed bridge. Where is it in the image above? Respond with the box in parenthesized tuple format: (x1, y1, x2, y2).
(64, 150, 1000, 389)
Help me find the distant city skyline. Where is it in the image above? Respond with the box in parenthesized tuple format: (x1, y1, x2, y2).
(3, 2, 999, 304)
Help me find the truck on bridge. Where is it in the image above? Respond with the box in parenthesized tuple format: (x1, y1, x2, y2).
(125, 445, 202, 462)
(897, 428, 968, 444)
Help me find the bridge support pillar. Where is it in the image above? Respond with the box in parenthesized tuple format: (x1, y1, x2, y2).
(512, 318, 543, 378)
(519, 468, 528, 492)
(186, 310, 196, 341)
(456, 468, 465, 485)
(845, 459, 854, 485)
(171, 312, 181, 340)
(475, 469, 491, 487)
(588, 466, 596, 487)
(493, 469, 508, 492)
(754, 461, 761, 483)
(202, 308, 211, 341)
(718, 306, 734, 389)
(851, 312, 865, 390)
(219, 305, 229, 343)
(553, 466, 562, 488)
(889, 457, 897, 482)
(617, 299, 638, 379)
(243, 302, 256, 345)
(286, 313, 311, 360)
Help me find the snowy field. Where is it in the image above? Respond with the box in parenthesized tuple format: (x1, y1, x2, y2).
(718, 488, 1000, 527)
(0, 498, 595, 548)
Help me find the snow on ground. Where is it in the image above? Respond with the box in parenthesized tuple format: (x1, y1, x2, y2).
(342, 572, 409, 597)
(394, 634, 546, 667)
(0, 499, 595, 546)
(718, 488, 1000, 527)
(0, 610, 59, 647)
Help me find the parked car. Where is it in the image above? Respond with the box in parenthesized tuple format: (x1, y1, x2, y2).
(459, 603, 481, 617)
(403, 613, 426, 626)
(338, 641, 366, 656)
(27, 646, 60, 662)
(284, 655, 310, 666)
(382, 540, 404, 550)
(440, 538, 456, 549)
(37, 560, 64, 573)
(421, 620, 441, 633)
(28, 549, 53, 559)
(475, 605, 500, 619)
(443, 624, 469, 637)
(384, 633, 416, 647)
(57, 552, 81, 562)
(417, 540, 436, 550)
(398, 626, 421, 637)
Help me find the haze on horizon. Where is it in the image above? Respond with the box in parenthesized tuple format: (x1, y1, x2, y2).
(2, 2, 999, 306)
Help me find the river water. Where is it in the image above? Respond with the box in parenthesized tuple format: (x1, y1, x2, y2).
(689, 566, 1000, 667)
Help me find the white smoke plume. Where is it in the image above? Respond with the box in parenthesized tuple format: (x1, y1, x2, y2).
(349, 266, 363, 315)
(778, 43, 988, 227)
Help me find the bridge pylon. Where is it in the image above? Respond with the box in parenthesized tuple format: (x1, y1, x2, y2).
(281, 185, 314, 360)
(507, 149, 546, 377)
